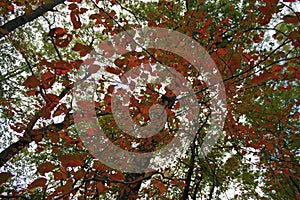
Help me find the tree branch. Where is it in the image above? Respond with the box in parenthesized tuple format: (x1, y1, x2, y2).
(0, 0, 65, 39)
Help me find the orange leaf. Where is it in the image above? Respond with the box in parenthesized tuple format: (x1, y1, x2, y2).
(23, 75, 40, 88)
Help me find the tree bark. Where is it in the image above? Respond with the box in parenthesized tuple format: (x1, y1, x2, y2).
(0, 0, 65, 38)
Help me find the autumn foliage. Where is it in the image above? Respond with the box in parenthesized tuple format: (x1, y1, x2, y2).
(0, 0, 299, 199)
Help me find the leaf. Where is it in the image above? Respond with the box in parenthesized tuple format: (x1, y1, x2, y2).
(109, 171, 124, 181)
(55, 179, 73, 195)
(58, 153, 84, 167)
(68, 3, 78, 10)
(56, 34, 73, 48)
(105, 66, 122, 75)
(251, 72, 271, 84)
(96, 182, 105, 193)
(53, 103, 68, 117)
(7, 4, 14, 11)
(23, 75, 40, 88)
(28, 178, 47, 190)
(48, 27, 67, 37)
(0, 172, 12, 185)
(217, 48, 227, 55)
(26, 90, 37, 96)
(287, 30, 300, 40)
(54, 168, 68, 180)
(70, 10, 82, 29)
(74, 169, 85, 180)
(153, 181, 167, 195)
(72, 42, 91, 57)
(45, 94, 60, 104)
(41, 71, 56, 89)
(38, 161, 56, 175)
(283, 15, 298, 24)
(258, 6, 268, 15)
(55, 61, 72, 75)
(271, 65, 283, 73)
(72, 42, 86, 51)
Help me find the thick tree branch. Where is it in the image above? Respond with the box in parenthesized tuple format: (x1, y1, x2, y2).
(0, 0, 65, 39)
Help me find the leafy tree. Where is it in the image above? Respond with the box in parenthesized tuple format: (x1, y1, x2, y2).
(0, 0, 299, 199)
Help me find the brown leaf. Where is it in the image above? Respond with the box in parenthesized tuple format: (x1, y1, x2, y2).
(0, 172, 12, 185)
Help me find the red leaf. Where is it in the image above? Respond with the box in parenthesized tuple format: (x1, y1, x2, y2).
(259, 6, 269, 15)
(283, 15, 298, 24)
(23, 75, 40, 88)
(217, 48, 227, 55)
(96, 182, 105, 193)
(68, 3, 78, 10)
(7, 4, 14, 11)
(48, 27, 68, 37)
(109, 172, 124, 181)
(53, 103, 68, 117)
(56, 34, 73, 48)
(71, 10, 82, 29)
(62, 160, 83, 167)
(58, 154, 84, 167)
(271, 65, 283, 73)
(45, 94, 60, 104)
(55, 179, 73, 195)
(72, 42, 86, 51)
(55, 61, 71, 75)
(251, 72, 271, 84)
(105, 66, 122, 75)
(287, 30, 300, 40)
(28, 178, 47, 190)
(74, 169, 85, 180)
(72, 43, 91, 57)
(26, 90, 37, 96)
(41, 71, 56, 89)
(89, 13, 101, 20)
(38, 161, 56, 175)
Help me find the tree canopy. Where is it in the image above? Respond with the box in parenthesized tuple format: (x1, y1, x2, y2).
(0, 0, 299, 199)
